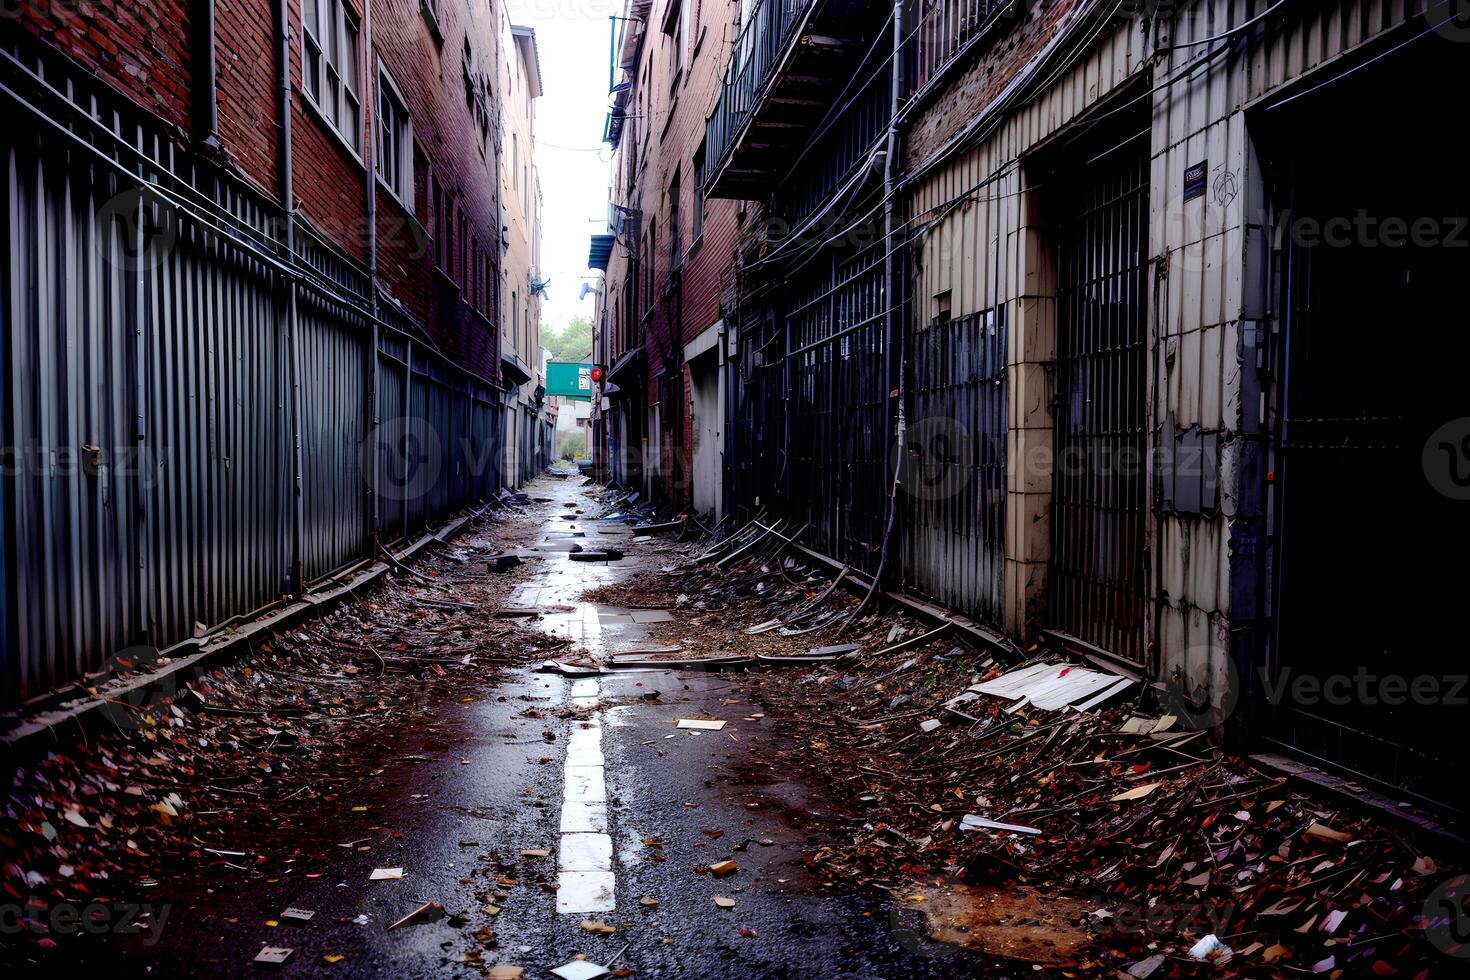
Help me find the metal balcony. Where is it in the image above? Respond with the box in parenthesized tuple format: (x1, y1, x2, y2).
(703, 0, 889, 200)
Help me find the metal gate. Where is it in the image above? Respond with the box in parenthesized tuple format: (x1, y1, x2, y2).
(902, 308, 1006, 623)
(1258, 39, 1470, 803)
(1047, 130, 1149, 663)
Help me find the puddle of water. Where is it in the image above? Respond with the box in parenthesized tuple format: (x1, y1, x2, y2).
(904, 882, 1094, 966)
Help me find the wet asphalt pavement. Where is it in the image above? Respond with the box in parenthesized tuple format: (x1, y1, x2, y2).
(41, 477, 993, 978)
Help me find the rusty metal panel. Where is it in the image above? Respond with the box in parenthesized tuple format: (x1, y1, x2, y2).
(784, 231, 891, 573)
(2, 135, 296, 703)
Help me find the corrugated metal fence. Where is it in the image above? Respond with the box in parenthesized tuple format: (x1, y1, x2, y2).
(1, 64, 501, 708)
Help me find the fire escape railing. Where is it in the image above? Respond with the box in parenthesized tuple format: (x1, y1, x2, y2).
(704, 0, 814, 193)
(915, 0, 1008, 94)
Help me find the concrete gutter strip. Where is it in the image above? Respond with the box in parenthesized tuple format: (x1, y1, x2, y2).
(2, 511, 476, 751)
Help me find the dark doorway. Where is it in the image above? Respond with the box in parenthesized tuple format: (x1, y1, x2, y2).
(1258, 32, 1470, 804)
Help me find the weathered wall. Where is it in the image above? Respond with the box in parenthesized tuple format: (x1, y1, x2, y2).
(905, 0, 1424, 678)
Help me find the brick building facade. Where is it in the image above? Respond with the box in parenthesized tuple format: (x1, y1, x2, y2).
(593, 0, 742, 514)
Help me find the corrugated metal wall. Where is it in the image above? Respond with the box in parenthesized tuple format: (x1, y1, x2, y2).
(1, 86, 502, 707)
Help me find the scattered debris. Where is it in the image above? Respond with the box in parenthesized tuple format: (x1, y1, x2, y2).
(676, 718, 727, 731)
(958, 815, 1041, 835)
(709, 860, 738, 877)
(387, 902, 443, 931)
(550, 959, 610, 980)
(370, 867, 405, 881)
(254, 946, 294, 965)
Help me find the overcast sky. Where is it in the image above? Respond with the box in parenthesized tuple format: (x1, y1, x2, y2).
(507, 0, 617, 336)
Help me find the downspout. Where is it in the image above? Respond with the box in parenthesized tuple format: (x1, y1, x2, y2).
(363, 0, 378, 310)
(192, 0, 221, 152)
(362, 5, 381, 552)
(277, 0, 305, 597)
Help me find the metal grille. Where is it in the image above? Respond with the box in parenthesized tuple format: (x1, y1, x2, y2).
(784, 235, 890, 572)
(1048, 136, 1149, 663)
(902, 308, 1007, 624)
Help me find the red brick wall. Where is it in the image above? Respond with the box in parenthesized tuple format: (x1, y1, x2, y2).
(370, 0, 502, 379)
(906, 0, 1081, 168)
(216, 0, 280, 192)
(14, 0, 194, 135)
(615, 0, 744, 505)
(19, 0, 502, 382)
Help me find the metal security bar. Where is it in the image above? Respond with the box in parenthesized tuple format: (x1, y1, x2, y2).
(1048, 135, 1149, 664)
(902, 308, 1007, 624)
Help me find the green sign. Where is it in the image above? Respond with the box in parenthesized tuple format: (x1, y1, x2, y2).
(546, 361, 594, 400)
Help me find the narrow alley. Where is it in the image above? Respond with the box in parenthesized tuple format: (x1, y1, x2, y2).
(4, 475, 1463, 976)
(1, 478, 985, 976)
(3, 0, 1468, 975)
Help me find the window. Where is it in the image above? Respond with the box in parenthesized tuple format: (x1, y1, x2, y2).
(432, 178, 449, 270)
(691, 142, 706, 246)
(377, 69, 412, 203)
(463, 39, 490, 149)
(511, 291, 519, 350)
(484, 253, 495, 317)
(420, 0, 442, 43)
(662, 0, 689, 90)
(303, 0, 361, 153)
(458, 210, 468, 288)
(471, 238, 480, 308)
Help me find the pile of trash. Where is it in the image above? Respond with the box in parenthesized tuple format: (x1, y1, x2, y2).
(0, 520, 560, 952)
(636, 532, 1465, 975)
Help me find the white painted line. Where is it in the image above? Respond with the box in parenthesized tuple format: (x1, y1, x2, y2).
(564, 766, 607, 803)
(559, 832, 613, 871)
(559, 802, 608, 834)
(555, 673, 615, 913)
(555, 871, 616, 913)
